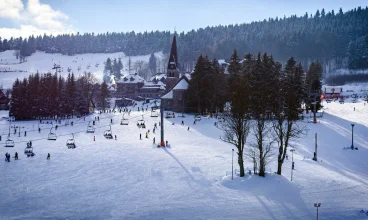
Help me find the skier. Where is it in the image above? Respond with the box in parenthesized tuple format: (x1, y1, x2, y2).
(153, 128, 155, 133)
(15, 152, 18, 160)
(181, 120, 184, 125)
(354, 107, 355, 111)
(214, 122, 217, 126)
(187, 127, 190, 131)
(292, 161, 295, 170)
(111, 119, 113, 124)
(115, 135, 117, 140)
(0, 135, 1, 141)
(193, 120, 196, 125)
(140, 133, 142, 140)
(98, 116, 100, 121)
(166, 140, 168, 147)
(153, 137, 155, 144)
(38, 127, 41, 133)
(24, 131, 27, 137)
(47, 153, 50, 160)
(94, 136, 96, 141)
(146, 132, 148, 138)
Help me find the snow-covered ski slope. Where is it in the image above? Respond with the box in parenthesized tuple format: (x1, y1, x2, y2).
(0, 50, 163, 88)
(0, 99, 367, 220)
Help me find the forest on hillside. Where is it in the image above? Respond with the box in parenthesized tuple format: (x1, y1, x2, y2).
(1, 7, 368, 74)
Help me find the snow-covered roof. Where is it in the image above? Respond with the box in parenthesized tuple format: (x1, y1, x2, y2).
(218, 59, 228, 65)
(150, 73, 167, 81)
(173, 78, 188, 90)
(161, 90, 173, 99)
(117, 74, 144, 83)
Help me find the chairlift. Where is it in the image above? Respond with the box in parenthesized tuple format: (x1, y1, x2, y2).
(86, 121, 95, 133)
(66, 134, 76, 149)
(165, 112, 174, 118)
(137, 117, 146, 128)
(47, 127, 57, 140)
(24, 142, 35, 157)
(104, 125, 113, 139)
(151, 109, 159, 117)
(121, 114, 129, 125)
(4, 139, 15, 147)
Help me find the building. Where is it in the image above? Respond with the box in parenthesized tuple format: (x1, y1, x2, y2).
(323, 86, 343, 99)
(115, 73, 145, 99)
(161, 74, 190, 112)
(138, 81, 166, 99)
(0, 90, 9, 110)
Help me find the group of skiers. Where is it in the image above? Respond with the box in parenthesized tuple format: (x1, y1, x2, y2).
(5, 152, 51, 161)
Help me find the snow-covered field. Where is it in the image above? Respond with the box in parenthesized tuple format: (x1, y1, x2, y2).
(0, 98, 367, 219)
(0, 50, 163, 88)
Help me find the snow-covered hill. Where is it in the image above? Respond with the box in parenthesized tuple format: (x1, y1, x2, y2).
(0, 99, 367, 219)
(0, 50, 163, 88)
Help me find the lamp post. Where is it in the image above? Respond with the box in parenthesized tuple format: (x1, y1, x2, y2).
(232, 149, 234, 180)
(313, 133, 318, 161)
(290, 149, 295, 181)
(314, 203, 321, 220)
(160, 104, 165, 147)
(351, 123, 355, 150)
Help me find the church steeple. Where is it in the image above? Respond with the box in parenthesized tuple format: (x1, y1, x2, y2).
(166, 34, 180, 91)
(167, 34, 178, 70)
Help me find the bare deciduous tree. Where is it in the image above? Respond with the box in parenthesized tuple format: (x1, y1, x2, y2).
(220, 111, 250, 177)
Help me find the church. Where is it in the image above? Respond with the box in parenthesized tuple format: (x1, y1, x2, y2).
(161, 35, 191, 112)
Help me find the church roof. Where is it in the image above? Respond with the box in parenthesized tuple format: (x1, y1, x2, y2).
(160, 74, 190, 99)
(167, 35, 178, 70)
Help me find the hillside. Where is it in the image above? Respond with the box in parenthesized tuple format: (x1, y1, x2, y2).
(0, 50, 163, 89)
(0, 96, 367, 219)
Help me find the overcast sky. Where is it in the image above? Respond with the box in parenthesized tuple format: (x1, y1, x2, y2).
(0, 0, 367, 39)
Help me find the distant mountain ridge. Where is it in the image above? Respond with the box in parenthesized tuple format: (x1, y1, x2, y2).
(0, 7, 368, 73)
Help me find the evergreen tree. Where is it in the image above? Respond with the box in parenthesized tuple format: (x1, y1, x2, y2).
(103, 58, 112, 83)
(100, 81, 109, 110)
(149, 53, 157, 74)
(227, 49, 241, 74)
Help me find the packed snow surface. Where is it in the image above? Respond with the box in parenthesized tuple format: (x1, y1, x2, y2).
(0, 50, 163, 88)
(0, 98, 367, 219)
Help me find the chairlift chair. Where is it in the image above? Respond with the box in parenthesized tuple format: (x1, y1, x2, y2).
(104, 126, 113, 139)
(86, 122, 95, 133)
(165, 112, 174, 118)
(137, 119, 145, 128)
(121, 114, 129, 125)
(4, 139, 15, 147)
(24, 145, 35, 157)
(47, 127, 57, 140)
(151, 110, 159, 117)
(66, 134, 76, 149)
